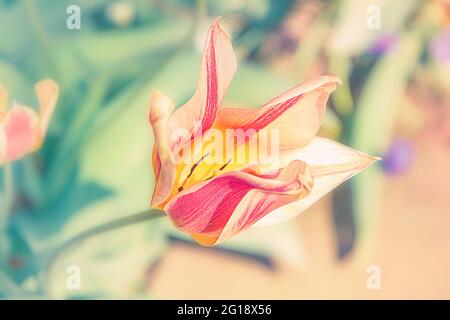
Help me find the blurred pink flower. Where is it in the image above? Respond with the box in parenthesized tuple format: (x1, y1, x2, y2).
(148, 18, 378, 246)
(0, 80, 59, 164)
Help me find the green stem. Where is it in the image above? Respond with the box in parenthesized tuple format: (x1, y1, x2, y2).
(1, 163, 13, 230)
(329, 54, 354, 118)
(41, 209, 165, 294)
(46, 74, 112, 199)
(196, 0, 207, 22)
(46, 209, 164, 266)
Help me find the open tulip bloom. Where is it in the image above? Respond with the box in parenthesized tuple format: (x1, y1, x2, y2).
(149, 18, 379, 246)
(0, 79, 59, 165)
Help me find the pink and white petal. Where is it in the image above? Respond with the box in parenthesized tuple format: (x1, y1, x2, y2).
(215, 75, 341, 150)
(148, 91, 177, 207)
(168, 18, 237, 152)
(35, 79, 59, 136)
(164, 160, 313, 246)
(253, 137, 380, 227)
(212, 160, 314, 245)
(2, 104, 40, 162)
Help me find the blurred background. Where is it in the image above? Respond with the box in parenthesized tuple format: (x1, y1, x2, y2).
(0, 0, 449, 299)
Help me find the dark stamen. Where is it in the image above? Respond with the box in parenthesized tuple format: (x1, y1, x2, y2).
(187, 152, 210, 179)
(177, 153, 211, 193)
(203, 159, 232, 182)
(219, 159, 232, 171)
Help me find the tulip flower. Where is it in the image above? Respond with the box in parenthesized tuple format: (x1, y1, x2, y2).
(0, 79, 59, 164)
(149, 18, 378, 246)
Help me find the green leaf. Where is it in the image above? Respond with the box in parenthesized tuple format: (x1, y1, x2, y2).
(352, 31, 422, 153)
(55, 20, 188, 70)
(328, 0, 421, 56)
(351, 30, 423, 264)
(0, 60, 33, 104)
(225, 62, 291, 106)
(79, 51, 200, 195)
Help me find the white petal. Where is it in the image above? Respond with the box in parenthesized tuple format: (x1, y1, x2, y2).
(253, 137, 379, 226)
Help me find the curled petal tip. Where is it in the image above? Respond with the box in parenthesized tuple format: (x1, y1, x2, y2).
(321, 75, 342, 85)
(365, 154, 382, 165)
(151, 90, 173, 107)
(150, 90, 164, 100)
(210, 16, 230, 38)
(35, 78, 59, 136)
(148, 90, 174, 124)
(35, 78, 58, 89)
(213, 16, 223, 24)
(210, 17, 222, 31)
(367, 155, 382, 167)
(35, 79, 59, 108)
(370, 156, 382, 163)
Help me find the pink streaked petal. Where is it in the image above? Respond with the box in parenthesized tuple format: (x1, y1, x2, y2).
(164, 160, 313, 246)
(2, 104, 40, 163)
(168, 18, 237, 153)
(212, 161, 314, 245)
(35, 79, 59, 136)
(253, 137, 380, 227)
(215, 75, 341, 150)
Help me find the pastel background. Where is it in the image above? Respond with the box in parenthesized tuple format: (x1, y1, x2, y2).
(0, 0, 449, 299)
